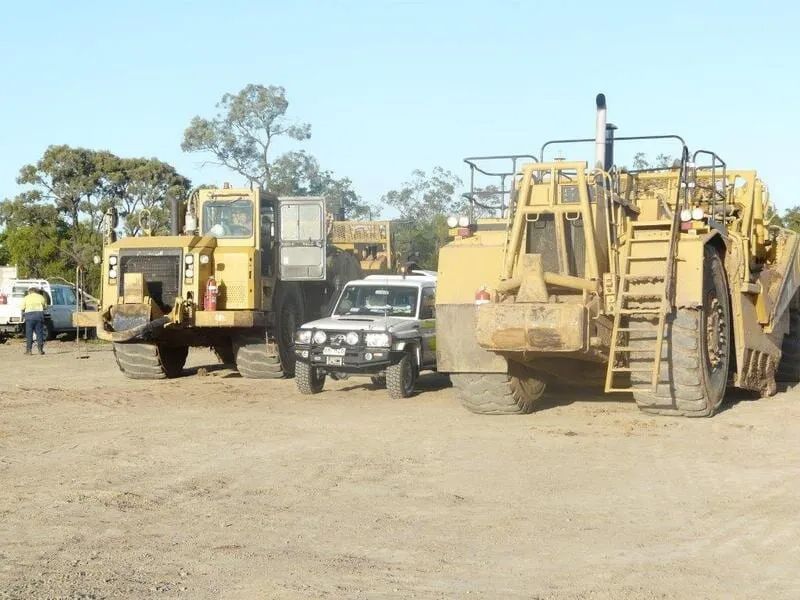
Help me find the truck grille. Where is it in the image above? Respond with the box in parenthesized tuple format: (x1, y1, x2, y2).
(119, 249, 182, 312)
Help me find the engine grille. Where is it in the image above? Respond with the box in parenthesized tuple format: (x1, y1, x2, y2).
(119, 249, 182, 312)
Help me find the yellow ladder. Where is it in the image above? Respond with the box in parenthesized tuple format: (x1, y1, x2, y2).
(604, 221, 676, 393)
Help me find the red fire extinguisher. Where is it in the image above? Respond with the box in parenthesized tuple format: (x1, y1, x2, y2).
(475, 286, 491, 305)
(204, 276, 218, 311)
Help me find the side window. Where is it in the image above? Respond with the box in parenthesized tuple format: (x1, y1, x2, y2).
(51, 288, 63, 305)
(62, 287, 77, 306)
(419, 288, 436, 320)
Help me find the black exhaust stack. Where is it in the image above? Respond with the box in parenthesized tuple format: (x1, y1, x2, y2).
(170, 194, 179, 236)
(595, 93, 616, 171)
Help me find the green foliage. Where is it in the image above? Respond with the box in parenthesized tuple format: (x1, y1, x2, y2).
(631, 152, 674, 170)
(0, 146, 190, 293)
(781, 206, 800, 232)
(270, 151, 371, 219)
(182, 83, 372, 218)
(379, 167, 464, 269)
(181, 84, 311, 188)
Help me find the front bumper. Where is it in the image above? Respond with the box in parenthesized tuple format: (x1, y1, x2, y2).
(295, 343, 400, 374)
(475, 302, 587, 353)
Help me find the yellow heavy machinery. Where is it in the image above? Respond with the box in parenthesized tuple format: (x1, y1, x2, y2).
(330, 219, 398, 274)
(436, 94, 799, 417)
(81, 185, 361, 379)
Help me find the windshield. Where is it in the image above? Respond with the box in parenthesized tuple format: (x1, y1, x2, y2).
(202, 198, 254, 238)
(334, 285, 419, 317)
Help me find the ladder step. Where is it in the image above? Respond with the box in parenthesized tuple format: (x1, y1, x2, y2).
(613, 327, 659, 332)
(622, 275, 665, 282)
(621, 292, 664, 298)
(611, 346, 657, 352)
(610, 367, 657, 373)
(626, 255, 666, 261)
(618, 308, 661, 314)
(631, 221, 672, 229)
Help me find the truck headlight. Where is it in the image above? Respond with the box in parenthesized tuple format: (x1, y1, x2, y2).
(296, 329, 312, 344)
(199, 255, 210, 264)
(108, 267, 118, 279)
(185, 254, 194, 265)
(185, 267, 194, 279)
(312, 330, 327, 344)
(458, 215, 470, 227)
(365, 332, 391, 347)
(108, 255, 118, 266)
(446, 215, 458, 228)
(691, 207, 705, 221)
(345, 331, 360, 345)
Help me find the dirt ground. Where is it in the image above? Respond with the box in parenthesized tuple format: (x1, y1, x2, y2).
(1, 339, 799, 599)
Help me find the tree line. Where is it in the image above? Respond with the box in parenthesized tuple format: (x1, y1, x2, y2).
(0, 83, 469, 292)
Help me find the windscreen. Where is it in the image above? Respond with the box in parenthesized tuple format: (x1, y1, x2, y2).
(202, 198, 254, 238)
(334, 285, 419, 317)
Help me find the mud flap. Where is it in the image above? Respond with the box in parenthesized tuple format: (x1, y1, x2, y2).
(111, 304, 170, 343)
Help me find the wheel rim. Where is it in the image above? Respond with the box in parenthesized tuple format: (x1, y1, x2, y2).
(705, 295, 727, 372)
(403, 359, 414, 394)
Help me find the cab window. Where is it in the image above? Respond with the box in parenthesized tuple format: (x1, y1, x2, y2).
(202, 198, 254, 238)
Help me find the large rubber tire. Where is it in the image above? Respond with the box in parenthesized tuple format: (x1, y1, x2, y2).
(451, 361, 546, 415)
(234, 332, 284, 379)
(274, 286, 305, 377)
(295, 361, 326, 394)
(777, 308, 800, 382)
(386, 352, 417, 399)
(631, 245, 730, 417)
(113, 343, 188, 379)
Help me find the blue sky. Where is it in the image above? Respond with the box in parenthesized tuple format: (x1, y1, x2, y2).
(1, 0, 798, 213)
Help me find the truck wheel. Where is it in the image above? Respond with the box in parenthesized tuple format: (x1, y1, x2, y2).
(631, 245, 730, 417)
(295, 361, 326, 394)
(386, 352, 417, 399)
(113, 343, 188, 379)
(451, 360, 545, 415)
(234, 333, 284, 379)
(777, 306, 800, 382)
(274, 287, 305, 377)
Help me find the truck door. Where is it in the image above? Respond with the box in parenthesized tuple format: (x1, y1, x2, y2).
(277, 196, 327, 281)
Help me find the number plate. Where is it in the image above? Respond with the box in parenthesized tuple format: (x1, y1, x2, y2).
(326, 356, 343, 366)
(322, 346, 346, 356)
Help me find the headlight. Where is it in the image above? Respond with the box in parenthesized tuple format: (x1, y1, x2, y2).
(108, 267, 118, 279)
(365, 332, 391, 347)
(345, 331, 360, 345)
(199, 255, 210, 264)
(185, 267, 194, 279)
(446, 215, 458, 228)
(92, 255, 101, 265)
(185, 255, 194, 265)
(458, 215, 470, 227)
(312, 330, 327, 344)
(691, 207, 705, 221)
(108, 255, 118, 266)
(680, 208, 692, 222)
(296, 329, 312, 344)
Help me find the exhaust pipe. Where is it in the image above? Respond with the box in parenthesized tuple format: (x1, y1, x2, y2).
(170, 194, 179, 236)
(595, 93, 607, 169)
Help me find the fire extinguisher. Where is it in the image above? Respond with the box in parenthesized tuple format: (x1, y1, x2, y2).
(475, 286, 491, 305)
(204, 276, 218, 311)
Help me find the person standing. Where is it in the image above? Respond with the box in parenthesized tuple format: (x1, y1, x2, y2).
(22, 286, 48, 355)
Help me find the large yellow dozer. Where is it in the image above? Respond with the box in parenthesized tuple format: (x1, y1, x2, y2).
(330, 219, 401, 274)
(80, 185, 361, 379)
(436, 94, 800, 417)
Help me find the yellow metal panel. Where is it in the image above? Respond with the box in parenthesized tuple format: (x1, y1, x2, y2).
(194, 310, 266, 328)
(436, 243, 505, 304)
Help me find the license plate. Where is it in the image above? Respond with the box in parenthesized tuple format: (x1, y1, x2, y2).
(322, 347, 346, 356)
(326, 356, 343, 366)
